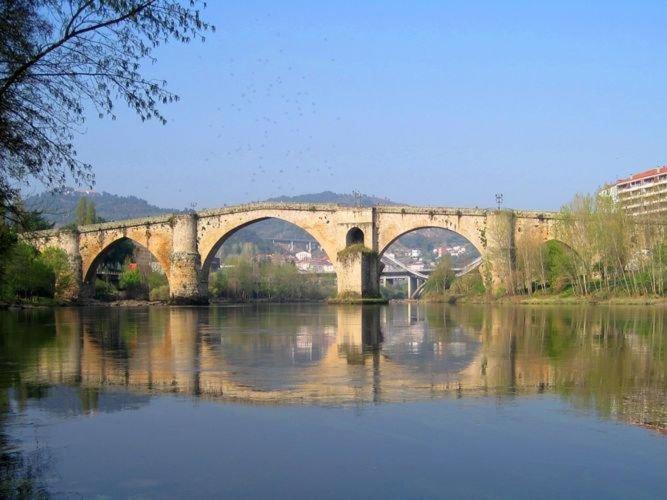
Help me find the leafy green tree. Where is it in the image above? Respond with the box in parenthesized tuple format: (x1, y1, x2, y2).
(1, 242, 54, 299)
(422, 257, 456, 297)
(119, 263, 147, 299)
(75, 197, 98, 225)
(449, 270, 485, 296)
(147, 270, 169, 301)
(0, 1, 213, 217)
(208, 255, 336, 302)
(541, 241, 578, 293)
(37, 247, 73, 298)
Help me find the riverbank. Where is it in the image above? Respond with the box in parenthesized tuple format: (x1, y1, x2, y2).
(420, 294, 667, 306)
(3, 295, 666, 309)
(0, 297, 333, 309)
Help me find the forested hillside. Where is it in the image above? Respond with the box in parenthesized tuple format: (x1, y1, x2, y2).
(25, 189, 174, 226)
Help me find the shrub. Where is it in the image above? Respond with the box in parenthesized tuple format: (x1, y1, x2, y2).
(119, 266, 147, 299)
(209, 270, 228, 298)
(147, 270, 168, 290)
(2, 243, 54, 299)
(37, 247, 73, 298)
(422, 257, 456, 297)
(149, 285, 170, 301)
(94, 279, 118, 300)
(381, 283, 407, 300)
(450, 270, 485, 295)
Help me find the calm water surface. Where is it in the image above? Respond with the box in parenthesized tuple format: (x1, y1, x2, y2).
(0, 303, 665, 498)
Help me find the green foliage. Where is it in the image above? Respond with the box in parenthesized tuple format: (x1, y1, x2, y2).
(147, 271, 168, 290)
(0, 1, 213, 217)
(449, 270, 485, 295)
(147, 271, 169, 301)
(149, 285, 170, 301)
(0, 223, 18, 289)
(381, 282, 407, 300)
(510, 192, 667, 298)
(209, 268, 229, 298)
(541, 241, 578, 292)
(37, 247, 73, 298)
(118, 265, 147, 299)
(94, 279, 118, 301)
(1, 243, 54, 300)
(75, 197, 98, 225)
(100, 238, 135, 270)
(16, 210, 53, 231)
(422, 257, 456, 297)
(209, 255, 336, 302)
(337, 244, 377, 265)
(92, 263, 168, 302)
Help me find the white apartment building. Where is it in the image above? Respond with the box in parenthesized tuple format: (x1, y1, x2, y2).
(600, 167, 667, 217)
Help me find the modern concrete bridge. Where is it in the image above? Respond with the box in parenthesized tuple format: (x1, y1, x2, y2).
(23, 203, 560, 302)
(381, 254, 484, 299)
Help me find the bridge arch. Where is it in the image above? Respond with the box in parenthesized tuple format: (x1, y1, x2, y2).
(514, 235, 585, 294)
(197, 208, 341, 271)
(345, 227, 365, 247)
(378, 225, 483, 259)
(378, 226, 483, 299)
(198, 213, 340, 299)
(375, 210, 489, 262)
(81, 236, 172, 298)
(200, 216, 338, 274)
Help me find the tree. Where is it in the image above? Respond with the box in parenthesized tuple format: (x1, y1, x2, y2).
(75, 196, 97, 225)
(0, 1, 213, 215)
(422, 257, 456, 297)
(1, 242, 54, 299)
(37, 247, 73, 298)
(119, 262, 146, 299)
(0, 206, 52, 292)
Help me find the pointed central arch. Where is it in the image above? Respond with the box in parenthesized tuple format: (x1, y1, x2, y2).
(81, 236, 171, 300)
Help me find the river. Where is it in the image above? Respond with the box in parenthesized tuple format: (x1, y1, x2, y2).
(0, 303, 665, 498)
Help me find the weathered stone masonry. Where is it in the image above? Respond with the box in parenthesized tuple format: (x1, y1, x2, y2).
(22, 203, 560, 302)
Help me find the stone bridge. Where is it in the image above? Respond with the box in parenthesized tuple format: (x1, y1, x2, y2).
(23, 203, 560, 302)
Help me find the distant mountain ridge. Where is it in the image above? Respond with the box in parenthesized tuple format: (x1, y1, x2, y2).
(25, 190, 401, 227)
(24, 189, 175, 227)
(267, 191, 399, 206)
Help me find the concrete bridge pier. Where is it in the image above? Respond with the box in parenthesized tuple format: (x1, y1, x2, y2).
(169, 214, 207, 304)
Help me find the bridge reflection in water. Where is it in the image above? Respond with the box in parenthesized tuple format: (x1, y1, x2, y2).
(7, 304, 665, 431)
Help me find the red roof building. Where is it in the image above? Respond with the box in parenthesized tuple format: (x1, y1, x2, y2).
(602, 167, 667, 217)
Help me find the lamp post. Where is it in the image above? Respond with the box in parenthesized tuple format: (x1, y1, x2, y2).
(495, 193, 504, 211)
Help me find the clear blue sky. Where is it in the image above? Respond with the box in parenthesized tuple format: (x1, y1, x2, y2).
(70, 1, 667, 210)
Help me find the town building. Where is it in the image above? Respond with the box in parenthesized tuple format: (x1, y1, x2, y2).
(600, 167, 667, 217)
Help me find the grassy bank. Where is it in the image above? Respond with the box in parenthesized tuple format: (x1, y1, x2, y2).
(419, 293, 667, 306)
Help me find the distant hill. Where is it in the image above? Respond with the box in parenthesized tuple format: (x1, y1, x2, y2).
(25, 189, 397, 227)
(267, 191, 399, 206)
(24, 189, 176, 226)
